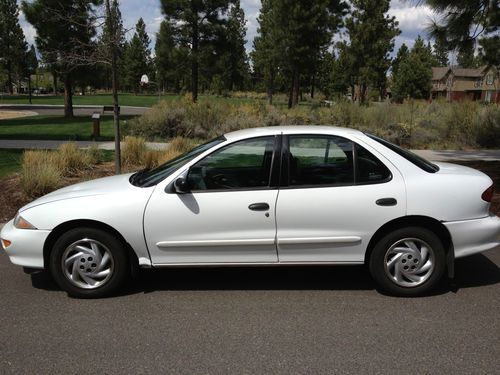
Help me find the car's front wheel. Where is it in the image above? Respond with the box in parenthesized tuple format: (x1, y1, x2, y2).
(369, 227, 446, 296)
(49, 227, 129, 298)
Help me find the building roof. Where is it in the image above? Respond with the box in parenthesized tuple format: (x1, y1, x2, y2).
(432, 67, 450, 81)
(452, 66, 487, 78)
(432, 66, 489, 81)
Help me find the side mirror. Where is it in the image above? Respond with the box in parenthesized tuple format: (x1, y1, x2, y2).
(173, 176, 191, 194)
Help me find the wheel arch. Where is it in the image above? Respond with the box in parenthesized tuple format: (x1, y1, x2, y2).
(43, 219, 139, 270)
(365, 215, 454, 272)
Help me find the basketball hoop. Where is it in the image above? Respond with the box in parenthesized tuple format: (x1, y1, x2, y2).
(140, 74, 149, 86)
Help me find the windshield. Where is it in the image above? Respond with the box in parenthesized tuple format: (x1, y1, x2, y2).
(130, 136, 226, 187)
(366, 134, 439, 173)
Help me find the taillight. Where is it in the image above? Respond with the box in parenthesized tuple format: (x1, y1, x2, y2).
(481, 185, 494, 202)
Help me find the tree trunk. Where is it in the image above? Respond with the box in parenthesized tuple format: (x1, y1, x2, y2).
(106, 0, 121, 174)
(191, 12, 199, 103)
(52, 71, 58, 95)
(360, 82, 368, 105)
(28, 76, 32, 104)
(291, 68, 300, 107)
(7, 60, 13, 94)
(267, 67, 274, 105)
(310, 73, 315, 99)
(63, 74, 74, 118)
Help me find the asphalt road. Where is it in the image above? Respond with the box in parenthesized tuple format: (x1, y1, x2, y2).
(0, 247, 499, 374)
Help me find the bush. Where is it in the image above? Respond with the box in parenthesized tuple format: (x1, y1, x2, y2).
(21, 150, 62, 197)
(126, 97, 499, 149)
(476, 106, 500, 148)
(56, 143, 93, 174)
(122, 136, 147, 167)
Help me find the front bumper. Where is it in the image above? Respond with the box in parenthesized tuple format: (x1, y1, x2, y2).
(444, 214, 500, 258)
(0, 219, 50, 269)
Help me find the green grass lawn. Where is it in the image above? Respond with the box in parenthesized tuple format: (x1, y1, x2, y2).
(0, 115, 136, 141)
(0, 149, 23, 178)
(0, 93, 177, 107)
(0, 93, 271, 107)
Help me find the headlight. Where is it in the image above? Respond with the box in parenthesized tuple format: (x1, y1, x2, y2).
(14, 214, 37, 230)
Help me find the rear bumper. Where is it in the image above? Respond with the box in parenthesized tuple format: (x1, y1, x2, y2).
(444, 214, 500, 258)
(0, 219, 49, 269)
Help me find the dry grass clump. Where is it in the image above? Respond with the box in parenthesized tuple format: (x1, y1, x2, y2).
(21, 150, 62, 197)
(57, 143, 94, 174)
(21, 144, 105, 197)
(121, 136, 196, 170)
(121, 136, 147, 167)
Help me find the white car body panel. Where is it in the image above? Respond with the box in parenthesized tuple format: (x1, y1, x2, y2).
(1, 126, 499, 271)
(144, 189, 279, 264)
(15, 174, 155, 266)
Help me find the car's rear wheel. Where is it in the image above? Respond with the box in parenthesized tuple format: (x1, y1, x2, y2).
(369, 227, 446, 296)
(49, 227, 129, 298)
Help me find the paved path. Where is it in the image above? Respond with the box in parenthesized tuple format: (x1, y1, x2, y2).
(0, 104, 149, 116)
(0, 138, 499, 161)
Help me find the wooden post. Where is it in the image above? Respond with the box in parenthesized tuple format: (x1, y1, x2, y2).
(92, 112, 101, 139)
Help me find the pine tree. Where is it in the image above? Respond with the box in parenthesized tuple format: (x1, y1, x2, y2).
(160, 0, 233, 103)
(426, 1, 498, 51)
(456, 43, 479, 68)
(123, 18, 152, 93)
(0, 0, 28, 94)
(433, 38, 449, 67)
(392, 43, 409, 77)
(21, 0, 100, 117)
(412, 36, 434, 69)
(272, 0, 348, 107)
(344, 0, 400, 103)
(251, 0, 280, 104)
(99, 0, 125, 90)
(392, 36, 433, 101)
(223, 0, 249, 91)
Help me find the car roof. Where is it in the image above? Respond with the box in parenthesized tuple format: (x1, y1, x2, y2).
(224, 125, 364, 141)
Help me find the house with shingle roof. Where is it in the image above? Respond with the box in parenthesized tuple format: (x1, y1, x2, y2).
(431, 66, 499, 103)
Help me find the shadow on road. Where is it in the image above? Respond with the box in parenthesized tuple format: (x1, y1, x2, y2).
(29, 253, 499, 296)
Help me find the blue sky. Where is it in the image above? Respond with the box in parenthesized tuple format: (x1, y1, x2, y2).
(20, 0, 436, 55)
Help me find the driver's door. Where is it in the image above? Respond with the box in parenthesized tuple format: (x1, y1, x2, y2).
(143, 136, 280, 264)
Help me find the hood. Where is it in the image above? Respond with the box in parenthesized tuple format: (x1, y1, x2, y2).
(20, 173, 135, 212)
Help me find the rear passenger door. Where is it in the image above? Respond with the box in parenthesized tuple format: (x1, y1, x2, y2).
(276, 134, 406, 263)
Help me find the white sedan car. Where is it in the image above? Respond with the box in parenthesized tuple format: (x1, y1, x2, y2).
(2, 126, 499, 298)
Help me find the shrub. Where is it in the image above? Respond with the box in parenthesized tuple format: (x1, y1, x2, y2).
(21, 150, 62, 197)
(122, 136, 147, 167)
(169, 136, 196, 154)
(86, 144, 103, 165)
(56, 143, 93, 174)
(126, 97, 499, 149)
(476, 106, 500, 148)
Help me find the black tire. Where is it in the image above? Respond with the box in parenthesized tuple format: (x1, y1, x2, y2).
(369, 227, 446, 297)
(49, 227, 129, 298)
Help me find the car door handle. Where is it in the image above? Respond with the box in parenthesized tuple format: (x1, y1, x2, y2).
(248, 203, 270, 211)
(376, 198, 397, 206)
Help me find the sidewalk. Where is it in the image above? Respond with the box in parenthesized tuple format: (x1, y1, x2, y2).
(0, 138, 499, 160)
